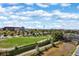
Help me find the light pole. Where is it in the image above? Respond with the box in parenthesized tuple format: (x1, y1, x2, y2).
(50, 36, 54, 46)
(35, 29, 40, 55)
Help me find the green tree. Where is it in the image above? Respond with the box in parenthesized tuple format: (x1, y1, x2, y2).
(51, 31, 63, 42)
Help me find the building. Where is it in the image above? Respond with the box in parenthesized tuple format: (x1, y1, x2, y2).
(1, 27, 25, 36)
(63, 33, 79, 41)
(2, 27, 24, 31)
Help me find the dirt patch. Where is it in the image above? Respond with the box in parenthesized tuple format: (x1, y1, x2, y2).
(42, 42, 76, 56)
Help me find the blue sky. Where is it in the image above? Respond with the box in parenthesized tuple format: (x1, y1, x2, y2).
(0, 3, 79, 29)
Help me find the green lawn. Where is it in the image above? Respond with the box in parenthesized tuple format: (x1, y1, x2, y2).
(0, 36, 50, 48)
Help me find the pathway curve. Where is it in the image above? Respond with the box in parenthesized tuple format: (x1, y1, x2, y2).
(72, 45, 79, 56)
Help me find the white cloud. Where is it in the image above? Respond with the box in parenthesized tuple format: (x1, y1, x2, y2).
(0, 6, 14, 15)
(36, 3, 50, 7)
(57, 20, 63, 22)
(0, 16, 7, 19)
(24, 21, 41, 24)
(1, 6, 79, 23)
(20, 16, 31, 20)
(0, 4, 79, 29)
(3, 20, 21, 27)
(60, 3, 71, 7)
(36, 3, 58, 8)
(52, 10, 62, 15)
(9, 14, 32, 21)
(43, 17, 51, 20)
(61, 13, 79, 19)
(52, 10, 79, 19)
(0, 5, 22, 16)
(23, 10, 52, 16)
(20, 16, 26, 20)
(50, 23, 63, 29)
(11, 6, 18, 9)
(14, 9, 79, 20)
(23, 21, 42, 29)
(50, 3, 58, 5)
(0, 6, 5, 13)
(26, 3, 34, 5)
(76, 5, 79, 10)
(7, 9, 52, 17)
(3, 21, 14, 27)
(10, 15, 19, 18)
(8, 12, 14, 15)
(60, 22, 79, 29)
(5, 5, 23, 12)
(8, 3, 17, 5)
(26, 7, 33, 10)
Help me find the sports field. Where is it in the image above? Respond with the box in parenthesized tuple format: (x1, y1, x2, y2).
(0, 36, 50, 48)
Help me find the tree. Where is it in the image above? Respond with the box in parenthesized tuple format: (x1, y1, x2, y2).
(3, 30, 11, 36)
(51, 31, 63, 42)
(10, 31, 15, 36)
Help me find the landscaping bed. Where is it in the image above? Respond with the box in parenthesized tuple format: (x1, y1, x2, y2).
(42, 42, 76, 56)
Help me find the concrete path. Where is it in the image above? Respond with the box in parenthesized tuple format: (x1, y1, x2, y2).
(72, 45, 79, 56)
(0, 48, 14, 52)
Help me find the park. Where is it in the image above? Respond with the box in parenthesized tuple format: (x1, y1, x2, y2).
(0, 27, 78, 56)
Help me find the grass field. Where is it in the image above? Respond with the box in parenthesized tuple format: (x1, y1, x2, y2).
(0, 35, 50, 48)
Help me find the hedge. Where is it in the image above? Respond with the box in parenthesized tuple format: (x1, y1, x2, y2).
(0, 39, 50, 56)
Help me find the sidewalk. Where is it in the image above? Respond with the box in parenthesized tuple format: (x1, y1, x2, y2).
(72, 45, 79, 56)
(0, 48, 14, 52)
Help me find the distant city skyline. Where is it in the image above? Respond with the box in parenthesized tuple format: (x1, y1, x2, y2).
(0, 3, 79, 29)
